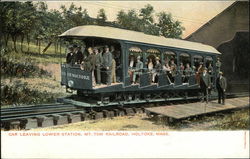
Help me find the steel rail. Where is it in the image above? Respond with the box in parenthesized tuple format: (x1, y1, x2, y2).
(1, 103, 74, 112)
(1, 110, 85, 121)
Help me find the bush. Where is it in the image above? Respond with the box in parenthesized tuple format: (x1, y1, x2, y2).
(1, 57, 51, 78)
(1, 80, 55, 105)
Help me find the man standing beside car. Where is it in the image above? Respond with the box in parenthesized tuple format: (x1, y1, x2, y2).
(200, 67, 211, 103)
(216, 71, 227, 105)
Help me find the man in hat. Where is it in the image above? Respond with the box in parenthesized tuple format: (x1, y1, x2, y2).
(184, 63, 192, 83)
(152, 57, 162, 83)
(200, 67, 211, 103)
(216, 71, 227, 105)
(179, 62, 185, 82)
(196, 62, 204, 85)
(111, 57, 116, 83)
(85, 47, 96, 86)
(215, 57, 221, 76)
(73, 45, 83, 64)
(128, 55, 136, 83)
(133, 56, 143, 84)
(94, 47, 103, 85)
(170, 59, 177, 83)
(66, 45, 74, 65)
(102, 45, 113, 85)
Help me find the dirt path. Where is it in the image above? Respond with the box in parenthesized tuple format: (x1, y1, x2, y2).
(37, 63, 61, 81)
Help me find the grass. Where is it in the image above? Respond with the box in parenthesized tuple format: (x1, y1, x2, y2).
(3, 41, 66, 64)
(172, 108, 249, 130)
(1, 77, 69, 108)
(1, 41, 69, 107)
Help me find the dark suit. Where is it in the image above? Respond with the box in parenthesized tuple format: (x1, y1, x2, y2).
(200, 73, 211, 103)
(95, 53, 103, 84)
(154, 62, 162, 82)
(75, 50, 83, 64)
(216, 76, 227, 104)
(66, 52, 74, 65)
(184, 67, 192, 83)
(102, 51, 113, 85)
(85, 54, 96, 71)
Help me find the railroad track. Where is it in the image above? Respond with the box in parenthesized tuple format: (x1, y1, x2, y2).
(1, 93, 248, 130)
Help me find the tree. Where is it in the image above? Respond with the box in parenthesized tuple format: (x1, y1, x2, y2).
(60, 3, 92, 29)
(116, 4, 184, 39)
(139, 4, 154, 24)
(1, 2, 37, 52)
(97, 8, 107, 23)
(157, 12, 185, 38)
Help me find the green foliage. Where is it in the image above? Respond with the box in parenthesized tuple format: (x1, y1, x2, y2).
(116, 4, 184, 38)
(1, 2, 185, 55)
(60, 3, 92, 29)
(139, 4, 154, 23)
(1, 56, 51, 78)
(97, 8, 107, 22)
(1, 81, 55, 105)
(157, 12, 185, 38)
(1, 2, 37, 51)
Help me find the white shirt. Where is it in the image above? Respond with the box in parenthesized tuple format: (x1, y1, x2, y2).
(148, 62, 153, 70)
(129, 60, 134, 68)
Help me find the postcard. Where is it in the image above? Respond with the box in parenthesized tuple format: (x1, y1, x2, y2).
(1, 1, 249, 158)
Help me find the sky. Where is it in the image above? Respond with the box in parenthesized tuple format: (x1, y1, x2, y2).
(46, 1, 235, 38)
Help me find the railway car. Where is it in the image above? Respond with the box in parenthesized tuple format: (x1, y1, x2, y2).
(58, 25, 220, 107)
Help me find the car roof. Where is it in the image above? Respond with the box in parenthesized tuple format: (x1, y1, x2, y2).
(59, 25, 221, 55)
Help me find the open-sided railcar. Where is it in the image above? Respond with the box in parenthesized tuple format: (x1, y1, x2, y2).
(59, 25, 221, 107)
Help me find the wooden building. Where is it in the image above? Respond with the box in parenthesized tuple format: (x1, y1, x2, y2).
(186, 1, 249, 93)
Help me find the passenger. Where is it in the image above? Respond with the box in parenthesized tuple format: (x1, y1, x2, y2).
(152, 57, 162, 83)
(102, 45, 113, 85)
(147, 57, 154, 82)
(208, 63, 213, 75)
(82, 46, 89, 61)
(132, 56, 143, 84)
(74, 46, 84, 64)
(196, 62, 204, 85)
(200, 67, 211, 103)
(148, 58, 154, 72)
(71, 44, 78, 64)
(66, 45, 74, 65)
(99, 47, 104, 56)
(111, 58, 116, 83)
(170, 59, 177, 83)
(110, 45, 115, 57)
(184, 63, 192, 83)
(85, 47, 96, 86)
(94, 47, 103, 85)
(216, 71, 227, 105)
(207, 62, 214, 88)
(128, 56, 135, 83)
(179, 62, 185, 82)
(162, 58, 170, 72)
(192, 66, 196, 75)
(215, 57, 221, 76)
(162, 58, 171, 81)
(115, 50, 122, 82)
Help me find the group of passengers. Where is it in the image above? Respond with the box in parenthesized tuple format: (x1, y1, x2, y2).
(128, 55, 219, 85)
(67, 45, 221, 86)
(66, 44, 120, 86)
